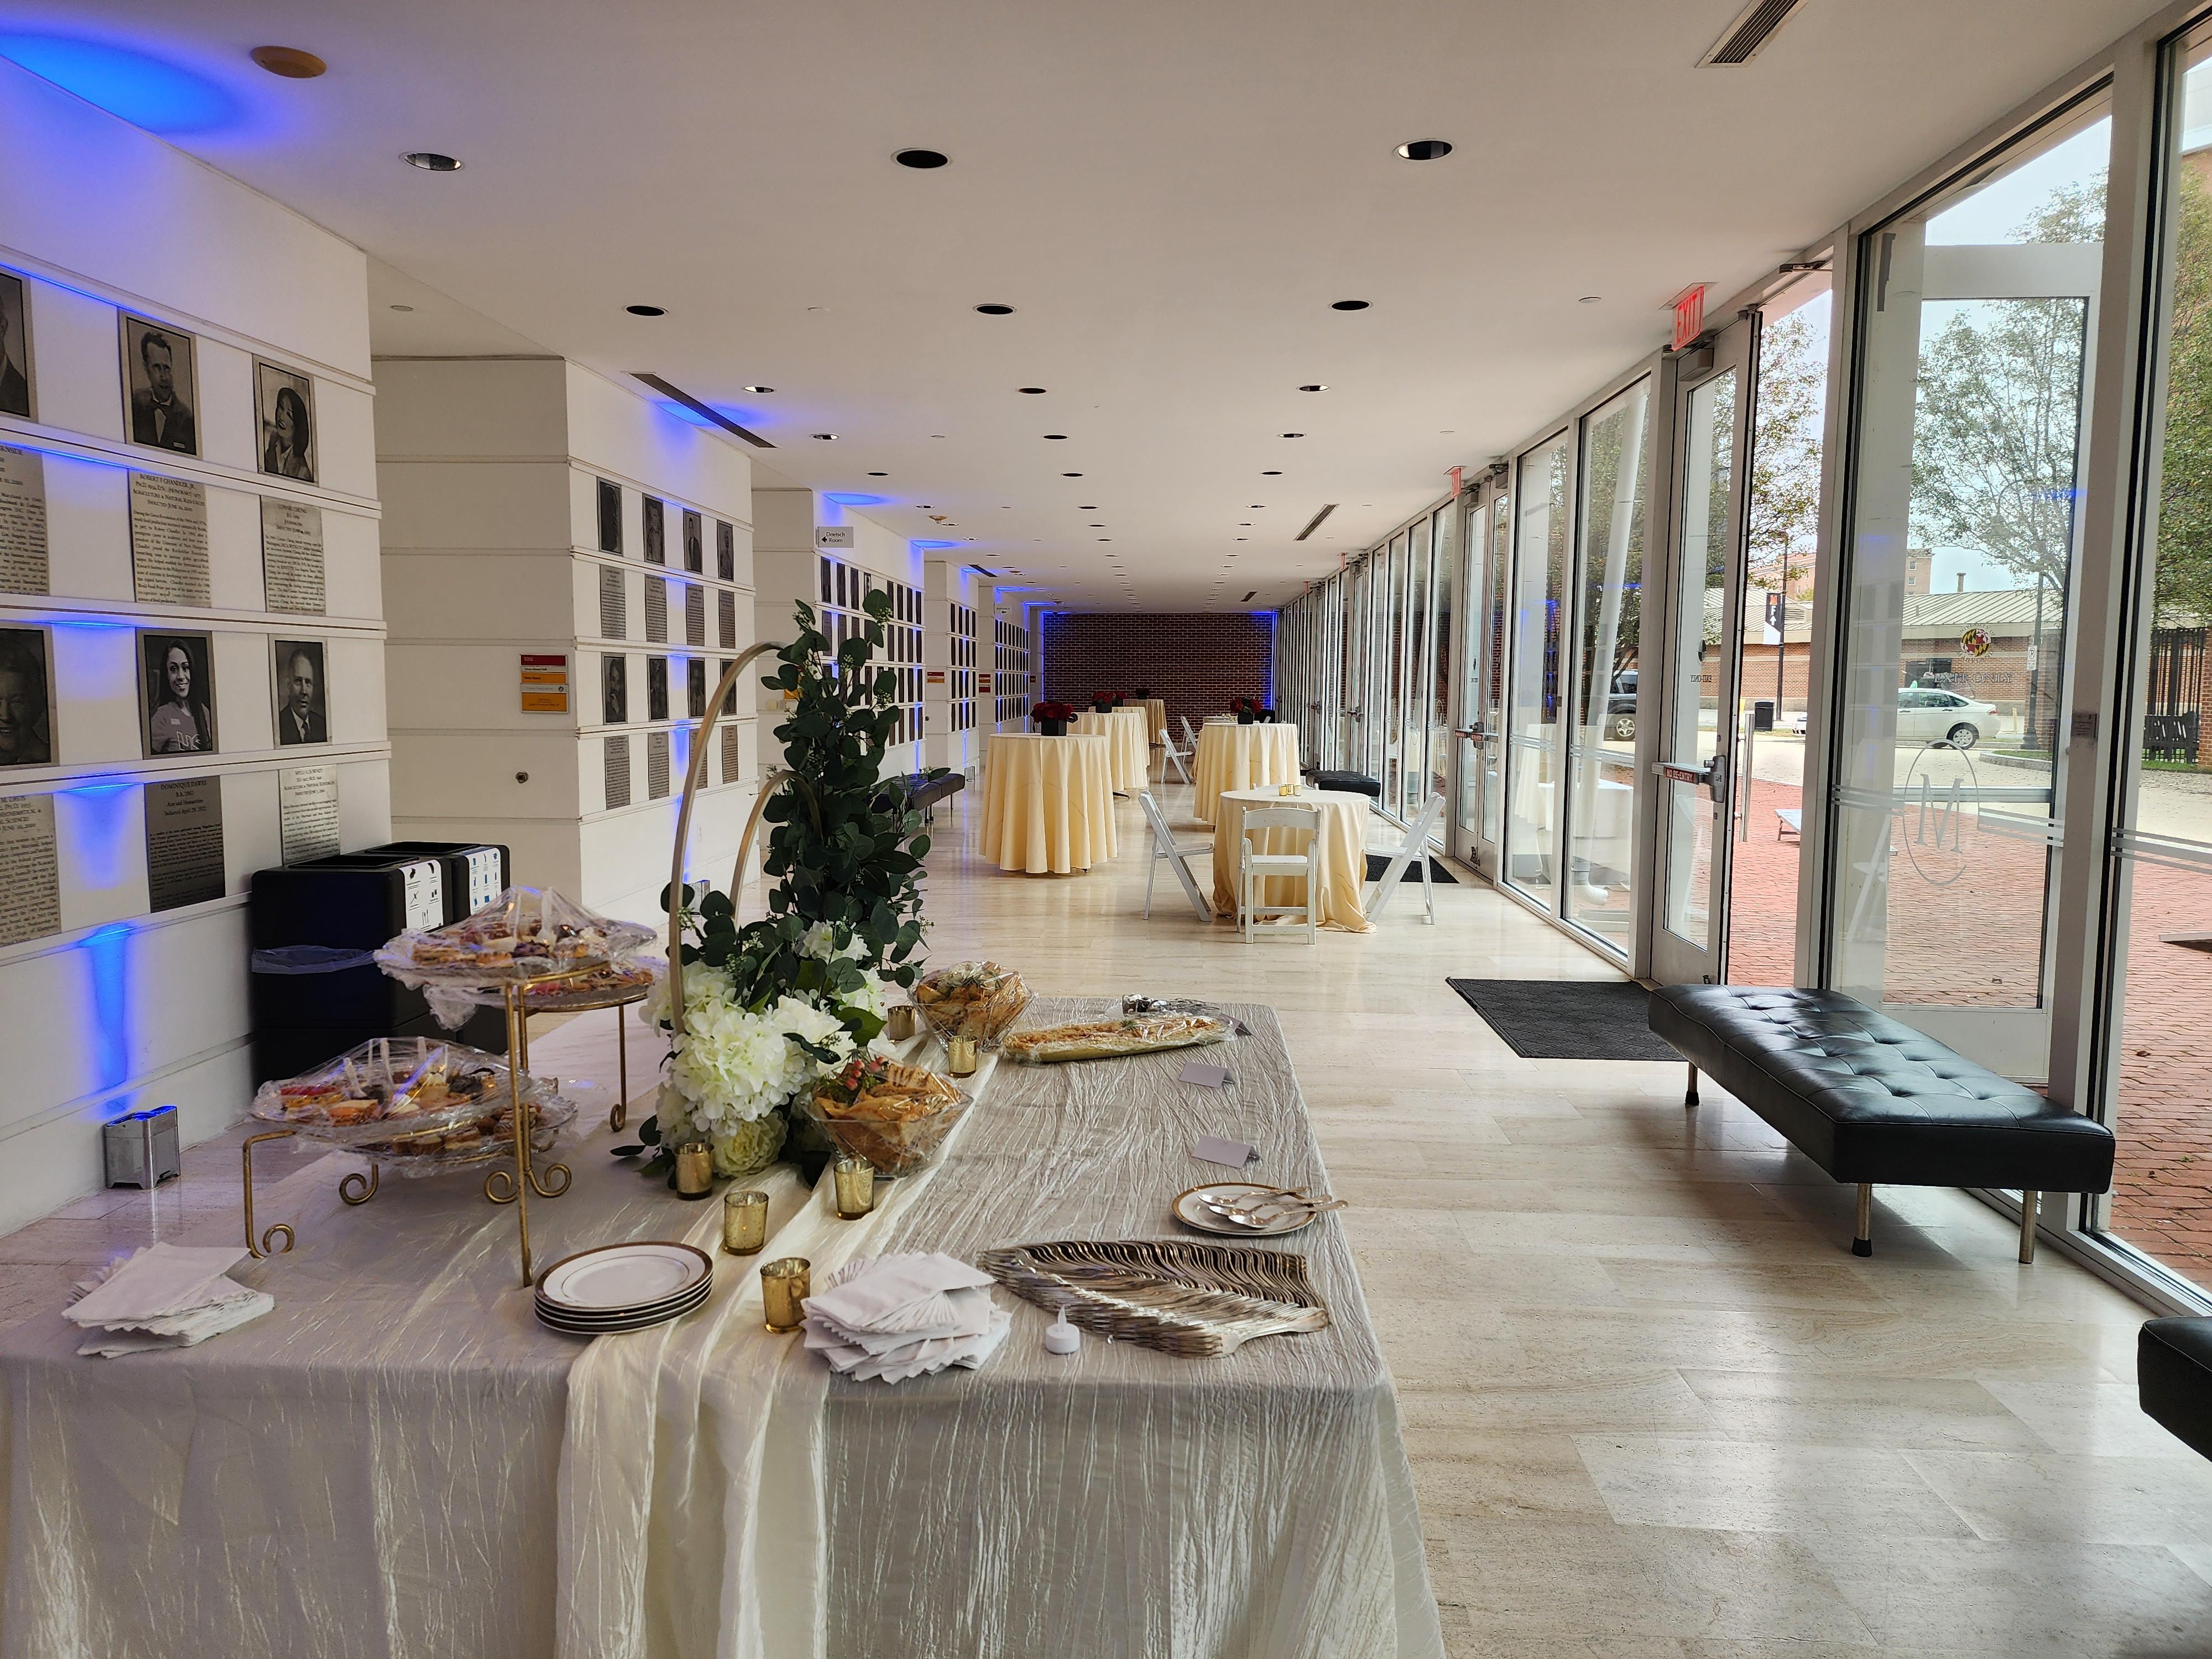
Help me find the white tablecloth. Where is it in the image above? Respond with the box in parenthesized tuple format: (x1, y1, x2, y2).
(1192, 721, 1302, 823)
(1212, 786, 1374, 931)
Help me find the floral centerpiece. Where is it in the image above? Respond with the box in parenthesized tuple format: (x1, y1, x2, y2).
(1032, 699, 1074, 735)
(616, 588, 938, 1183)
(1090, 688, 1124, 712)
(1231, 695, 1259, 724)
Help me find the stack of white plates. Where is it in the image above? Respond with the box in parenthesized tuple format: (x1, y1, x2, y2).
(535, 1240, 713, 1335)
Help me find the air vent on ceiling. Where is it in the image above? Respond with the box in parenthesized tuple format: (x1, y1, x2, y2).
(630, 373, 776, 447)
(1293, 504, 1338, 541)
(1241, 591, 1257, 603)
(1698, 0, 1807, 65)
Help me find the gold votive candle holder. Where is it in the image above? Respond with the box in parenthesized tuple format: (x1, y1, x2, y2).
(761, 1257, 810, 1332)
(947, 1034, 978, 1077)
(831, 1156, 876, 1220)
(722, 1188, 768, 1254)
(886, 1004, 919, 1042)
(675, 1141, 714, 1200)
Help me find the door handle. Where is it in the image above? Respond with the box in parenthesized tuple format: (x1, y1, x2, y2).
(1655, 756, 1728, 805)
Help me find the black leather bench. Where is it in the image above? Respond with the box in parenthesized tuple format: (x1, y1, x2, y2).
(1648, 985, 2115, 1261)
(2140, 1318, 2212, 1461)
(1311, 770, 1381, 799)
(880, 770, 965, 820)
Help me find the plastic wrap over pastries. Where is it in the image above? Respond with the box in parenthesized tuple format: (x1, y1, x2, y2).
(1000, 1013, 1235, 1065)
(251, 1035, 576, 1172)
(375, 886, 656, 986)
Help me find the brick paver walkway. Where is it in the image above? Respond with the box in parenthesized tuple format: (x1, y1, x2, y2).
(1717, 773, 2212, 1287)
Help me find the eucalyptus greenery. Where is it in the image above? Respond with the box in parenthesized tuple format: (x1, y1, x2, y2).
(614, 589, 945, 1180)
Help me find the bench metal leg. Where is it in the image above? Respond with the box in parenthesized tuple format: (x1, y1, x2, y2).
(1684, 1064, 1699, 1109)
(1853, 1183, 1874, 1257)
(2019, 1191, 2039, 1264)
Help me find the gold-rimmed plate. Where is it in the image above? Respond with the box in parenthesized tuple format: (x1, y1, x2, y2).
(1171, 1182, 1317, 1238)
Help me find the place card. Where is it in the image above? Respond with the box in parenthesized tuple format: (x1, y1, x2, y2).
(1183, 1063, 1235, 1092)
(1194, 1134, 1253, 1167)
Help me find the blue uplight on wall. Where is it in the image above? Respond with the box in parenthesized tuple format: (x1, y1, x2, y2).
(824, 492, 888, 508)
(0, 34, 240, 134)
(913, 539, 959, 551)
(78, 922, 135, 1094)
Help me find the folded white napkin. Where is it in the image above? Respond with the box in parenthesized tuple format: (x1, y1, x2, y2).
(67, 1243, 273, 1358)
(800, 1253, 1008, 1384)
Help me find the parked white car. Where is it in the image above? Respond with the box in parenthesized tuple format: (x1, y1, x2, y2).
(1786, 709, 1808, 736)
(1896, 687, 1996, 749)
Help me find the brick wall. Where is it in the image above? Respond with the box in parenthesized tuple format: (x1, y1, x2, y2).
(1041, 612, 1275, 734)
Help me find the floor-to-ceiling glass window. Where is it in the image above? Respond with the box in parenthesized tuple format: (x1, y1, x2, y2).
(2100, 19, 2212, 1294)
(1565, 379, 1652, 943)
(1381, 531, 1407, 799)
(1827, 87, 2110, 1079)
(1429, 503, 1454, 819)
(1400, 517, 1432, 820)
(1482, 493, 1510, 853)
(1505, 432, 1572, 900)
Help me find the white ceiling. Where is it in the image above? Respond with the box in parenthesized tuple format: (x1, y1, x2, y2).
(0, 0, 2167, 607)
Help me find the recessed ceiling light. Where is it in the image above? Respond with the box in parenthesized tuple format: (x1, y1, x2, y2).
(811, 432, 837, 441)
(1043, 434, 1067, 440)
(625, 305, 665, 316)
(1331, 300, 1368, 311)
(1298, 384, 1328, 393)
(1397, 139, 1453, 161)
(1062, 472, 1082, 477)
(1579, 295, 1603, 304)
(1261, 470, 1281, 476)
(975, 304, 1015, 315)
(1089, 523, 1104, 526)
(252, 45, 327, 78)
(868, 471, 888, 477)
(1098, 538, 1110, 542)
(403, 152, 462, 171)
(895, 148, 949, 169)
(1281, 433, 1305, 439)
(1018, 387, 1047, 394)
(744, 384, 774, 394)
(388, 303, 415, 312)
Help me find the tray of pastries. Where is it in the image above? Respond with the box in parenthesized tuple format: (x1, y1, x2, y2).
(375, 886, 656, 987)
(800, 1054, 971, 1177)
(1000, 1012, 1235, 1065)
(910, 961, 1030, 1046)
(251, 1036, 577, 1172)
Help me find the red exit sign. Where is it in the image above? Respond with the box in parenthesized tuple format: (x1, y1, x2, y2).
(1671, 284, 1708, 352)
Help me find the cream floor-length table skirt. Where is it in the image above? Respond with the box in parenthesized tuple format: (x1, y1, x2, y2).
(1073, 707, 1151, 792)
(1191, 721, 1302, 823)
(1211, 786, 1374, 932)
(979, 732, 1120, 873)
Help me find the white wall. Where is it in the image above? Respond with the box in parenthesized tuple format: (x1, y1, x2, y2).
(0, 59, 384, 1234)
(378, 359, 757, 928)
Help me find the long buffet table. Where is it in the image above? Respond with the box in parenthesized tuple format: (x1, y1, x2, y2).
(0, 1001, 1441, 1659)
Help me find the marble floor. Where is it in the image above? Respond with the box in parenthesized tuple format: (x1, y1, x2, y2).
(8, 771, 2212, 1656)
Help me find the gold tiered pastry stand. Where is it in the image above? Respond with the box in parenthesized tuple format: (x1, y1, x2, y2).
(241, 962, 593, 1287)
(507, 976, 652, 1133)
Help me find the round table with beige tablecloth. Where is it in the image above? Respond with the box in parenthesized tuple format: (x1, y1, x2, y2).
(1210, 786, 1373, 933)
(1074, 707, 1151, 794)
(979, 733, 1119, 873)
(1192, 721, 1302, 823)
(1139, 698, 1168, 745)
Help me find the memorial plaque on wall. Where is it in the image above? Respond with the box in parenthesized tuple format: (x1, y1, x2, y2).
(685, 582, 705, 647)
(0, 792, 60, 946)
(717, 589, 735, 649)
(128, 473, 211, 607)
(0, 445, 49, 594)
(603, 734, 631, 809)
(259, 499, 326, 614)
(646, 730, 670, 800)
(598, 566, 625, 638)
(645, 575, 667, 643)
(721, 722, 743, 787)
(278, 763, 341, 864)
(145, 775, 225, 912)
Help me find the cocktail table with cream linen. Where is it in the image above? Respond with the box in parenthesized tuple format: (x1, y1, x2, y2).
(979, 731, 1119, 873)
(1073, 707, 1150, 793)
(1138, 697, 1168, 745)
(1211, 785, 1374, 932)
(1191, 719, 1301, 823)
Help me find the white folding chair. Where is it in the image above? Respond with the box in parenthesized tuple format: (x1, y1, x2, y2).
(1178, 714, 1202, 752)
(1139, 790, 1213, 920)
(1238, 805, 1319, 945)
(1365, 792, 1447, 925)
(1160, 723, 1194, 786)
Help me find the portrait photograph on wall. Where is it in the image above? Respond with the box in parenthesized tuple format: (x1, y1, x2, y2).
(118, 314, 199, 457)
(254, 359, 317, 483)
(683, 509, 703, 573)
(138, 629, 217, 756)
(272, 637, 328, 746)
(597, 477, 621, 554)
(643, 495, 665, 565)
(0, 624, 54, 766)
(602, 652, 628, 724)
(0, 271, 31, 421)
(646, 654, 668, 722)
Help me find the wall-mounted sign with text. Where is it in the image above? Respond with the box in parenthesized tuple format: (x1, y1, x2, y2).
(520, 653, 570, 713)
(814, 526, 855, 550)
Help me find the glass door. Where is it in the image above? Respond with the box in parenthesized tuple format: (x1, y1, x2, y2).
(1826, 89, 2109, 1081)
(1653, 325, 1754, 985)
(1504, 432, 1572, 901)
(1455, 484, 1509, 875)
